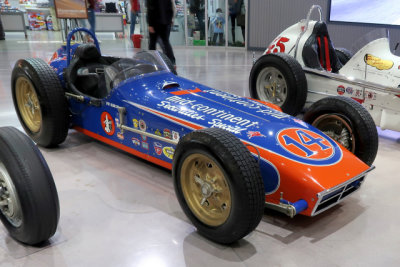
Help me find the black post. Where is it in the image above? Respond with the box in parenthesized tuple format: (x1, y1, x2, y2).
(0, 13, 5, 40)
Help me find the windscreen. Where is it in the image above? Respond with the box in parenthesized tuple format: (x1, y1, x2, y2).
(351, 28, 389, 54)
(106, 51, 170, 87)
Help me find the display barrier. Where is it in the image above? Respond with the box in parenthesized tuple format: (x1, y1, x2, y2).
(95, 13, 124, 34)
(0, 12, 27, 38)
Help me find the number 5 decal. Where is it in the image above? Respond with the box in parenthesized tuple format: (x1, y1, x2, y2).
(266, 37, 290, 54)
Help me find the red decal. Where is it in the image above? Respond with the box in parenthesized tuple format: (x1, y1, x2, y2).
(101, 112, 115, 136)
(247, 131, 265, 139)
(266, 37, 290, 54)
(163, 129, 171, 139)
(337, 85, 345, 95)
(170, 88, 202, 95)
(154, 142, 162, 155)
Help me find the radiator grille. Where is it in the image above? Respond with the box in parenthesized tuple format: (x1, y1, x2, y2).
(312, 175, 366, 216)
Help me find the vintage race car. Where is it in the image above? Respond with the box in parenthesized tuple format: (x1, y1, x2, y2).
(250, 5, 400, 145)
(11, 28, 375, 244)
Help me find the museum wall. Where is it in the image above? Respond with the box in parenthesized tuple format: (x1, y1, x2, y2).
(248, 0, 400, 55)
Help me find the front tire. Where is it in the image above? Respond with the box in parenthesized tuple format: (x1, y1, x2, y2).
(303, 96, 378, 166)
(173, 128, 265, 244)
(0, 127, 60, 245)
(249, 53, 307, 116)
(11, 58, 69, 147)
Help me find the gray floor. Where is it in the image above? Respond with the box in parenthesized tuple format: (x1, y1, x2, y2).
(1, 31, 400, 267)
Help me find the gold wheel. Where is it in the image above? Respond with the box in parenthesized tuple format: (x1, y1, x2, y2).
(180, 153, 231, 227)
(15, 77, 42, 133)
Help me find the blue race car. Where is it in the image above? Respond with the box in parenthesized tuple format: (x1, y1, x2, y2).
(10, 28, 377, 244)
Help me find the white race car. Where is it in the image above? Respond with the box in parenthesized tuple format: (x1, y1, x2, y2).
(250, 5, 400, 136)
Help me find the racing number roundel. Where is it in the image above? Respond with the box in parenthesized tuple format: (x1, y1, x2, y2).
(101, 111, 115, 136)
(277, 128, 342, 165)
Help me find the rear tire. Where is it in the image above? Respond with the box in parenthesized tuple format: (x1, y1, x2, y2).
(249, 53, 307, 116)
(335, 48, 353, 65)
(173, 128, 265, 244)
(303, 96, 378, 166)
(0, 127, 59, 245)
(11, 58, 69, 147)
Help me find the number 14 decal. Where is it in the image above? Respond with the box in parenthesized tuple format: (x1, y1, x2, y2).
(266, 36, 290, 54)
(283, 130, 330, 157)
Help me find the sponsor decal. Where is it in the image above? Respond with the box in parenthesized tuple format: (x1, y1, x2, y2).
(139, 120, 147, 131)
(105, 102, 122, 109)
(172, 131, 180, 141)
(155, 129, 162, 136)
(117, 132, 124, 140)
(163, 147, 175, 159)
(132, 119, 139, 128)
(154, 142, 162, 155)
(337, 85, 345, 95)
(346, 87, 353, 95)
(366, 91, 376, 100)
(142, 142, 149, 150)
(364, 54, 393, 70)
(141, 135, 147, 141)
(101, 112, 115, 136)
(49, 51, 58, 62)
(247, 131, 265, 139)
(266, 36, 290, 54)
(132, 138, 140, 146)
(355, 89, 362, 97)
(156, 95, 270, 134)
(163, 129, 172, 139)
(276, 128, 342, 165)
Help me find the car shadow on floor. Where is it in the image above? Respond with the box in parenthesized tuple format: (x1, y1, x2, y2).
(256, 199, 366, 244)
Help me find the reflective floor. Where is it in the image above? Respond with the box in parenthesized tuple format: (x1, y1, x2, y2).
(1, 31, 400, 266)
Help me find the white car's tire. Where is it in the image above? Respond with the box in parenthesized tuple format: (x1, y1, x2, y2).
(303, 96, 378, 166)
(0, 127, 59, 245)
(249, 53, 307, 116)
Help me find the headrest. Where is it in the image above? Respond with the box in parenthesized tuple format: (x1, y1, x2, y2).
(74, 43, 101, 60)
(312, 21, 329, 36)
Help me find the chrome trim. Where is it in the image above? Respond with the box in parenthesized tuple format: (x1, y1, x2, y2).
(265, 202, 296, 218)
(119, 125, 178, 145)
(311, 166, 375, 216)
(307, 90, 337, 97)
(65, 92, 84, 102)
(294, 5, 322, 59)
(115, 106, 178, 145)
(304, 67, 400, 95)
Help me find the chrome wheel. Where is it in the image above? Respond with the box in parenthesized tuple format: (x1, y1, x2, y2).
(256, 67, 288, 106)
(180, 153, 231, 227)
(312, 114, 355, 152)
(0, 162, 22, 227)
(15, 77, 42, 133)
